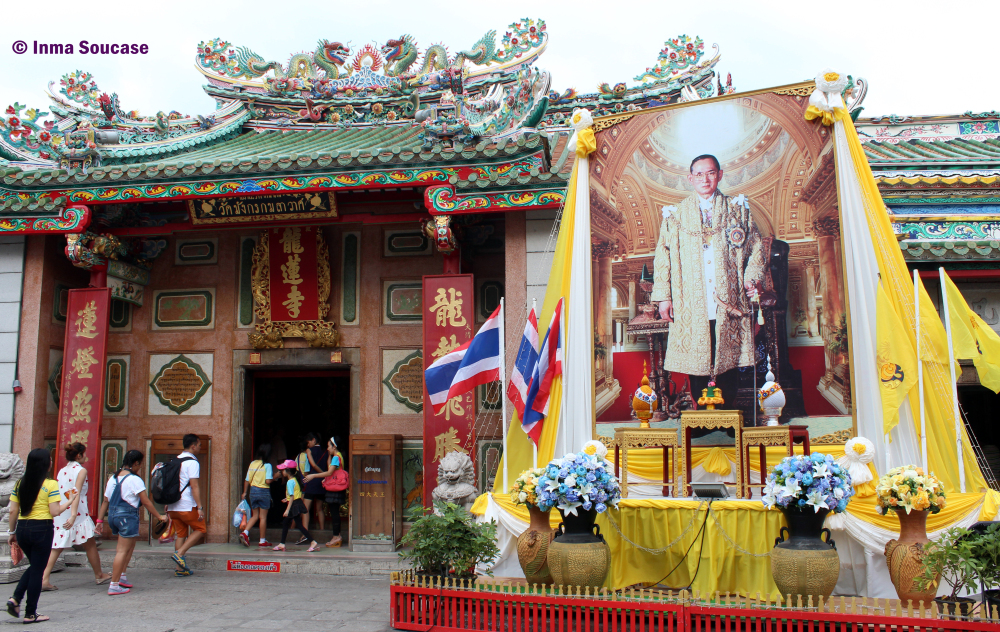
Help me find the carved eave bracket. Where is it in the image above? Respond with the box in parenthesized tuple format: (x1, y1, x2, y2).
(249, 228, 338, 349)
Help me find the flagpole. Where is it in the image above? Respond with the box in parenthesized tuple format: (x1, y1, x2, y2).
(532, 298, 538, 470)
(915, 269, 927, 472)
(499, 297, 509, 494)
(939, 267, 966, 493)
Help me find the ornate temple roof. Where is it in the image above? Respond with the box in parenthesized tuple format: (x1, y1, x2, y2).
(0, 19, 727, 231)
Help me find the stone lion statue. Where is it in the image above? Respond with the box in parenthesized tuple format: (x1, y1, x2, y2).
(432, 451, 478, 512)
(0, 454, 24, 532)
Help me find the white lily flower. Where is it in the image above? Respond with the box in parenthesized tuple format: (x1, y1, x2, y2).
(779, 479, 801, 499)
(834, 487, 844, 500)
(544, 478, 560, 492)
(806, 490, 829, 512)
(558, 501, 582, 516)
(813, 464, 831, 479)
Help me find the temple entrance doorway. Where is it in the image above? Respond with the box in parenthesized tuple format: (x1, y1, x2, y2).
(249, 370, 351, 529)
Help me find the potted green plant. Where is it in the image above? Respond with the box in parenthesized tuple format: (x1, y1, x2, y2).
(918, 526, 981, 617)
(398, 502, 500, 580)
(972, 524, 1000, 616)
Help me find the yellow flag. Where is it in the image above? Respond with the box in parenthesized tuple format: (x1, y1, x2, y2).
(943, 272, 1000, 393)
(876, 283, 918, 435)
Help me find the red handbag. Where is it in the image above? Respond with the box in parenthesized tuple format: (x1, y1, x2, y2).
(322, 468, 349, 492)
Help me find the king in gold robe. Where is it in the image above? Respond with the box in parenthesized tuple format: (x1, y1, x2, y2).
(650, 191, 765, 377)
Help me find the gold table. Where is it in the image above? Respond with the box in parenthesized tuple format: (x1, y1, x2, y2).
(740, 425, 811, 499)
(679, 410, 744, 499)
(612, 427, 679, 498)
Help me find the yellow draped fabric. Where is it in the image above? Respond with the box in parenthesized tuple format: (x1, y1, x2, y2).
(844, 492, 985, 531)
(835, 107, 987, 494)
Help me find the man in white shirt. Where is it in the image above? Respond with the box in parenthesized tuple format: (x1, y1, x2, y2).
(167, 434, 205, 576)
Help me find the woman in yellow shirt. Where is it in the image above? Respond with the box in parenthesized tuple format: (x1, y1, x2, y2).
(6, 448, 74, 624)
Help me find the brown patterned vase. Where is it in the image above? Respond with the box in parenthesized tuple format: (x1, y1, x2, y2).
(885, 508, 938, 606)
(770, 508, 840, 603)
(546, 509, 611, 591)
(516, 505, 555, 585)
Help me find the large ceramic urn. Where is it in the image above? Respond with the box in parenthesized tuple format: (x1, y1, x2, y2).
(516, 505, 555, 585)
(885, 509, 938, 606)
(770, 508, 840, 602)
(546, 508, 611, 591)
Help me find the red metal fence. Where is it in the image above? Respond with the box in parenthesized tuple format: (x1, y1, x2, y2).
(390, 575, 1000, 632)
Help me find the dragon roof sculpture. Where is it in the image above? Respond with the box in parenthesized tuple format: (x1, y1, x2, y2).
(0, 18, 726, 173)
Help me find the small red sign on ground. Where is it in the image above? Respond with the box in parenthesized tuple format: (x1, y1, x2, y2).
(227, 560, 280, 573)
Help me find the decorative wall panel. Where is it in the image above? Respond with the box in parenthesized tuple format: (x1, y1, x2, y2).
(381, 348, 423, 414)
(151, 289, 216, 330)
(175, 238, 219, 265)
(383, 281, 422, 324)
(148, 353, 213, 416)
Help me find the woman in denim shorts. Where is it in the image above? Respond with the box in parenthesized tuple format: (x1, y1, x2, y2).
(239, 444, 274, 548)
(95, 450, 166, 596)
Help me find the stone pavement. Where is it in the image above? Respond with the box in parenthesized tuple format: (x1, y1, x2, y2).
(0, 566, 392, 632)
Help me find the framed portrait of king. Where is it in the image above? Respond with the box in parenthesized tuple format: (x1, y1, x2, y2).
(590, 84, 854, 447)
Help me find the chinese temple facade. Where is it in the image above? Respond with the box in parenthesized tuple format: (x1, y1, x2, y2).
(0, 21, 726, 541)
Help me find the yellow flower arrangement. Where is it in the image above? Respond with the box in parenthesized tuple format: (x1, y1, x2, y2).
(875, 465, 946, 515)
(509, 467, 547, 507)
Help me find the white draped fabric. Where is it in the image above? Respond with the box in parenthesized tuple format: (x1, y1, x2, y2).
(554, 152, 595, 461)
(834, 120, 921, 473)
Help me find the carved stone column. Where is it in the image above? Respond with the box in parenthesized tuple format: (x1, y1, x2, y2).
(813, 218, 844, 333)
(803, 261, 819, 337)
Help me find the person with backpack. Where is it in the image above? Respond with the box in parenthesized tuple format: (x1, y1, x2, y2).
(95, 450, 167, 596)
(6, 448, 74, 623)
(272, 460, 319, 552)
(303, 437, 348, 548)
(151, 434, 205, 576)
(239, 444, 273, 548)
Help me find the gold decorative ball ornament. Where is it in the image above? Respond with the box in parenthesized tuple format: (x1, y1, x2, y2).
(698, 382, 724, 409)
(631, 362, 657, 428)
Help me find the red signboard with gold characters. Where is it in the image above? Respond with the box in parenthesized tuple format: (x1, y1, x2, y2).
(267, 226, 321, 322)
(55, 288, 111, 512)
(422, 274, 476, 507)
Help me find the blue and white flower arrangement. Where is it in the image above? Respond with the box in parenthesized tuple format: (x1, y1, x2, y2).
(535, 440, 622, 516)
(761, 453, 854, 513)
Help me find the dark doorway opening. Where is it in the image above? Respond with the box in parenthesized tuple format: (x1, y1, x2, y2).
(250, 370, 351, 527)
(958, 384, 1000, 486)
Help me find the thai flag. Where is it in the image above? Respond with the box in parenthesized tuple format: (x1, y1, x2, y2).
(506, 307, 539, 419)
(522, 299, 563, 444)
(425, 305, 502, 413)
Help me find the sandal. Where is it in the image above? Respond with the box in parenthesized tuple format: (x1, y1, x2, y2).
(307, 542, 319, 552)
(23, 614, 49, 624)
(40, 585, 57, 592)
(6, 599, 19, 618)
(95, 574, 111, 585)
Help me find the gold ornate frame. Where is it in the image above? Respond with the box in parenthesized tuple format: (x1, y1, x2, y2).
(249, 228, 339, 349)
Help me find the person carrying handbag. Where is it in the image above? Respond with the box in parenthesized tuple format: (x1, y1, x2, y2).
(303, 437, 348, 548)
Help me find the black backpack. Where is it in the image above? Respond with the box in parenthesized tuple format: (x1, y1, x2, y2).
(150, 456, 194, 505)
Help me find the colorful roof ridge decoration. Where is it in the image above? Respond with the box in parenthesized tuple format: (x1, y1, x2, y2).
(0, 20, 734, 232)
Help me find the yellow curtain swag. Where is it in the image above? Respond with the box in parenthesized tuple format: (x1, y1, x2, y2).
(575, 128, 597, 157)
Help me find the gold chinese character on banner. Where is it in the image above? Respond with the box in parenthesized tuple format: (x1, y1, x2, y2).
(279, 227, 304, 254)
(433, 426, 468, 461)
(67, 387, 92, 424)
(70, 346, 97, 379)
(429, 288, 466, 328)
(281, 254, 303, 286)
(283, 286, 305, 318)
(431, 335, 460, 359)
(74, 300, 99, 339)
(435, 395, 465, 422)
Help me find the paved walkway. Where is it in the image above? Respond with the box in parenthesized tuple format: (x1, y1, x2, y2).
(0, 566, 392, 631)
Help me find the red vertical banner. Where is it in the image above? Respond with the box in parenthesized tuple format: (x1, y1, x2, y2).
(267, 226, 320, 322)
(422, 274, 476, 508)
(55, 288, 110, 512)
